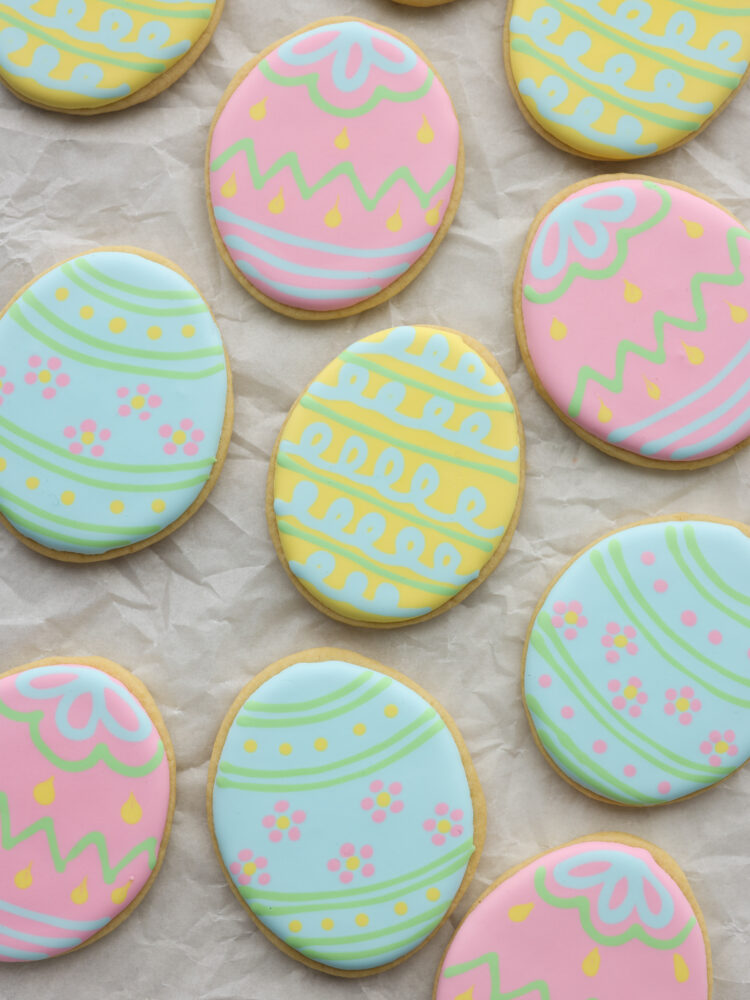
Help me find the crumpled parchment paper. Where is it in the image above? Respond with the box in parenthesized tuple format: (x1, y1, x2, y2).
(1, 0, 749, 997)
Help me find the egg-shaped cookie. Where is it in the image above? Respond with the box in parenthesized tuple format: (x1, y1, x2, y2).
(208, 648, 485, 976)
(207, 18, 463, 320)
(435, 834, 711, 1000)
(0, 0, 223, 114)
(268, 325, 524, 627)
(0, 248, 232, 561)
(516, 176, 750, 468)
(524, 516, 750, 807)
(0, 657, 174, 961)
(505, 0, 750, 160)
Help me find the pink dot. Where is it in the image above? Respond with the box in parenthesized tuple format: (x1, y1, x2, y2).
(361, 798, 373, 810)
(423, 819, 436, 832)
(624, 765, 637, 777)
(238, 849, 252, 861)
(389, 782, 402, 795)
(628, 706, 641, 718)
(184, 443, 198, 456)
(641, 552, 655, 565)
(370, 780, 383, 793)
(435, 803, 449, 815)
(564, 628, 577, 640)
(451, 825, 463, 837)
(626, 644, 638, 655)
(274, 800, 288, 812)
(238, 874, 250, 885)
(69, 443, 83, 455)
(593, 740, 607, 754)
(116, 387, 128, 398)
(539, 674, 552, 688)
(654, 580, 668, 593)
(288, 827, 300, 842)
(606, 622, 619, 635)
(561, 706, 574, 719)
(29, 355, 41, 368)
(708, 630, 722, 645)
(665, 704, 676, 716)
(623, 626, 636, 639)
(372, 810, 387, 823)
(192, 429, 204, 442)
(613, 696, 626, 710)
(606, 651, 619, 664)
(42, 387, 55, 399)
(48, 357, 61, 371)
(258, 873, 270, 886)
(0, 366, 5, 376)
(451, 809, 463, 821)
(709, 754, 721, 767)
(362, 864, 374, 877)
(81, 419, 95, 432)
(432, 834, 446, 846)
(608, 680, 620, 692)
(99, 429, 111, 441)
(340, 872, 353, 884)
(291, 810, 305, 823)
(139, 412, 150, 421)
(551, 615, 563, 628)
(24, 373, 36, 385)
(55, 373, 69, 388)
(553, 601, 565, 613)
(636, 692, 648, 705)
(681, 611, 697, 626)
(327, 859, 340, 872)
(679, 714, 692, 726)
(710, 730, 721, 742)
(159, 424, 172, 438)
(390, 801, 404, 814)
(2, 382, 13, 395)
(601, 635, 614, 648)
(658, 781, 671, 795)
(340, 843, 355, 858)
(578, 616, 588, 627)
(164, 442, 177, 455)
(262, 816, 275, 828)
(726, 730, 736, 742)
(148, 395, 161, 408)
(269, 830, 282, 843)
(137, 384, 149, 394)
(255, 857, 267, 869)
(63, 426, 76, 438)
(90, 445, 102, 458)
(570, 600, 582, 613)
(692, 700, 702, 711)
(118, 405, 130, 417)
(359, 845, 373, 860)
(229, 862, 241, 874)
(180, 418, 193, 430)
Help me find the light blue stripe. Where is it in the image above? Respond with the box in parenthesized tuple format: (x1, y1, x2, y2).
(234, 259, 380, 301)
(0, 942, 48, 960)
(0, 898, 109, 932)
(641, 378, 750, 457)
(608, 339, 750, 445)
(671, 405, 750, 459)
(0, 921, 81, 949)
(214, 206, 432, 259)
(223, 233, 409, 281)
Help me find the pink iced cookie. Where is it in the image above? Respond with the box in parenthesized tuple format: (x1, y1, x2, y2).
(207, 18, 462, 319)
(435, 836, 711, 1000)
(0, 658, 174, 961)
(516, 176, 750, 468)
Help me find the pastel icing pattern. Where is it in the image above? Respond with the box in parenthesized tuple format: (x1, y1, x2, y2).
(0, 663, 171, 961)
(208, 20, 460, 313)
(525, 519, 750, 806)
(0, 0, 217, 110)
(507, 0, 750, 159)
(0, 250, 228, 556)
(271, 326, 522, 623)
(521, 178, 750, 463)
(436, 839, 709, 1000)
(212, 658, 476, 971)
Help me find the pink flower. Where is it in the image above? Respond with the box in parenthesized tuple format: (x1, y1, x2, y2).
(608, 677, 648, 718)
(601, 622, 638, 663)
(25, 355, 69, 399)
(423, 803, 464, 846)
(327, 843, 374, 883)
(261, 799, 305, 843)
(229, 848, 270, 887)
(159, 417, 204, 456)
(0, 365, 15, 405)
(116, 383, 162, 420)
(551, 600, 587, 640)
(700, 730, 738, 767)
(360, 780, 404, 823)
(63, 418, 110, 457)
(664, 686, 702, 726)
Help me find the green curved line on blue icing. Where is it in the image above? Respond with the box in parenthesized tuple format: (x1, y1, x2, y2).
(62, 263, 208, 316)
(246, 672, 372, 714)
(76, 258, 202, 301)
(665, 525, 750, 627)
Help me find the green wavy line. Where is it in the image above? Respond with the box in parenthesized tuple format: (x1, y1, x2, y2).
(684, 524, 750, 607)
(524, 182, 671, 306)
(292, 902, 446, 947)
(240, 675, 392, 727)
(210, 138, 456, 211)
(0, 701, 164, 776)
(535, 867, 697, 949)
(666, 526, 750, 626)
(568, 223, 750, 417)
(443, 952, 552, 1000)
(297, 916, 444, 962)
(77, 258, 202, 301)
(246, 672, 371, 713)
(0, 791, 158, 882)
(62, 263, 208, 317)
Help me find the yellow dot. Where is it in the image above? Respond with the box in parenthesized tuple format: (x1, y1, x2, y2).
(80, 305, 94, 319)
(614, 634, 628, 648)
(55, 287, 68, 301)
(279, 743, 292, 756)
(152, 499, 166, 513)
(314, 737, 328, 752)
(172, 430, 187, 445)
(346, 856, 360, 871)
(0, 457, 5, 471)
(715, 740, 729, 754)
(321, 918, 334, 931)
(564, 611, 578, 625)
(61, 491, 75, 506)
(394, 902, 408, 916)
(38, 370, 51, 384)
(508, 903, 534, 923)
(131, 395, 145, 410)
(426, 888, 440, 901)
(26, 477, 39, 490)
(355, 914, 369, 927)
(675, 698, 689, 712)
(243, 861, 257, 876)
(376, 792, 391, 808)
(110, 500, 124, 514)
(181, 324, 195, 338)
(437, 819, 451, 833)
(288, 920, 302, 934)
(109, 317, 127, 334)
(623, 685, 637, 700)
(353, 723, 366, 735)
(244, 739, 257, 753)
(80, 431, 95, 445)
(277, 815, 290, 830)
(384, 704, 398, 718)
(147, 326, 162, 340)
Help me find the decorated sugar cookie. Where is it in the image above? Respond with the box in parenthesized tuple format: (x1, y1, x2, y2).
(523, 517, 750, 807)
(208, 648, 484, 976)
(505, 0, 750, 160)
(435, 834, 711, 1000)
(516, 176, 750, 468)
(0, 248, 232, 561)
(0, 0, 223, 114)
(0, 657, 174, 961)
(268, 326, 524, 626)
(207, 19, 463, 320)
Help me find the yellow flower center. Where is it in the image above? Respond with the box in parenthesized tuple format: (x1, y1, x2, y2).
(39, 370, 51, 384)
(614, 634, 628, 648)
(81, 431, 95, 445)
(243, 862, 256, 876)
(437, 819, 451, 833)
(276, 816, 290, 830)
(346, 857, 360, 871)
(376, 792, 391, 808)
(564, 611, 578, 625)
(623, 685, 638, 700)
(172, 430, 187, 445)
(676, 697, 690, 712)
(715, 740, 729, 754)
(131, 395, 145, 410)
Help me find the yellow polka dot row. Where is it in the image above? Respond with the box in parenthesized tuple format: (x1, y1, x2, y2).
(242, 714, 397, 755)
(0, 465, 168, 515)
(285, 890, 442, 933)
(53, 289, 195, 338)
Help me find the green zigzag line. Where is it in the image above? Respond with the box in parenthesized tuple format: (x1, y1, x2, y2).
(0, 700, 164, 777)
(259, 60, 434, 117)
(534, 867, 696, 950)
(210, 138, 455, 211)
(0, 791, 158, 883)
(442, 951, 554, 1000)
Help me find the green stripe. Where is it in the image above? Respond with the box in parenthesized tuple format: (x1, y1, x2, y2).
(664, 0, 750, 14)
(77, 258, 203, 301)
(297, 917, 444, 962)
(339, 353, 515, 412)
(684, 524, 750, 607)
(0, 484, 159, 535)
(277, 452, 494, 553)
(292, 903, 446, 947)
(104, 0, 211, 16)
(668, 525, 750, 626)
(537, 728, 641, 804)
(10, 304, 225, 380)
(300, 396, 519, 484)
(63, 263, 208, 317)
(1, 509, 144, 549)
(0, 701, 164, 776)
(512, 37, 698, 131)
(278, 521, 457, 597)
(240, 675, 391, 727)
(221, 708, 435, 778)
(247, 672, 371, 713)
(219, 720, 444, 792)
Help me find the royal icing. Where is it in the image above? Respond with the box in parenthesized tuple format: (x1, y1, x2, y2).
(0, 250, 229, 556)
(271, 326, 522, 624)
(519, 177, 750, 464)
(0, 661, 172, 961)
(507, 0, 750, 159)
(0, 0, 217, 111)
(208, 20, 461, 314)
(524, 519, 750, 805)
(436, 838, 709, 1000)
(211, 655, 477, 972)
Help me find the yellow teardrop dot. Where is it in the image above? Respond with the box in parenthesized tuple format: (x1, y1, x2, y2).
(729, 302, 748, 323)
(71, 877, 88, 905)
(417, 114, 435, 144)
(334, 127, 350, 150)
(453, 990, 475, 1000)
(674, 954, 690, 983)
(220, 172, 237, 198)
(582, 947, 600, 977)
(110, 884, 129, 905)
(643, 376, 661, 400)
(14, 864, 32, 889)
(249, 97, 267, 121)
(268, 188, 285, 214)
(681, 218, 704, 239)
(121, 792, 143, 825)
(682, 341, 705, 365)
(508, 903, 534, 923)
(387, 207, 403, 233)
(324, 197, 342, 229)
(549, 317, 567, 341)
(33, 776, 55, 805)
(624, 280, 642, 304)
(597, 400, 613, 423)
